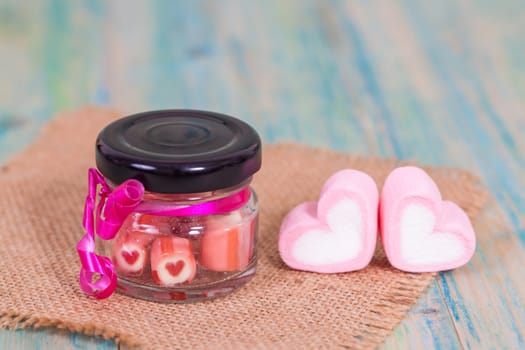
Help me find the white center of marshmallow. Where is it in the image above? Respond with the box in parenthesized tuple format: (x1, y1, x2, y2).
(292, 199, 363, 265)
(400, 204, 464, 265)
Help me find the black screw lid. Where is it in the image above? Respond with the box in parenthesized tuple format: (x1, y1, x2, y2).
(95, 109, 262, 193)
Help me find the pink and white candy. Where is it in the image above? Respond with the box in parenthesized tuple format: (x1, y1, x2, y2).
(278, 169, 378, 273)
(151, 236, 196, 285)
(112, 230, 153, 275)
(380, 166, 476, 272)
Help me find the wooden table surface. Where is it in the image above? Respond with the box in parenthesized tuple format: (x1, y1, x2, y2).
(1, 1, 524, 349)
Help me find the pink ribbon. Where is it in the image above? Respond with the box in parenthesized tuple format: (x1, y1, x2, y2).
(77, 169, 144, 299)
(77, 168, 251, 299)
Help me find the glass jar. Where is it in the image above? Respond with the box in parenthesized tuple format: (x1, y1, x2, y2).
(77, 110, 261, 303)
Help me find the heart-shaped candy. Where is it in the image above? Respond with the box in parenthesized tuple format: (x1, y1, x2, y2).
(380, 166, 476, 272)
(151, 236, 196, 285)
(278, 169, 378, 273)
(112, 229, 154, 275)
(121, 250, 140, 265)
(113, 240, 148, 275)
(166, 261, 185, 277)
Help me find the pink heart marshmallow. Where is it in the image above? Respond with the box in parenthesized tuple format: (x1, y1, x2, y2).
(380, 166, 476, 272)
(278, 169, 378, 273)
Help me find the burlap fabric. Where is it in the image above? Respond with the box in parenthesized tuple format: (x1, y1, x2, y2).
(0, 108, 488, 349)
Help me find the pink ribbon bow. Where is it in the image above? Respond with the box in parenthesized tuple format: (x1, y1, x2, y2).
(77, 168, 251, 299)
(77, 169, 144, 299)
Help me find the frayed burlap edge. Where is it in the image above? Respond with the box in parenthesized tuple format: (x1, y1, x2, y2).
(0, 310, 140, 347)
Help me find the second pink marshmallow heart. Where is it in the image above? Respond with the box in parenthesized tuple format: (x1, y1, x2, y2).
(380, 166, 476, 273)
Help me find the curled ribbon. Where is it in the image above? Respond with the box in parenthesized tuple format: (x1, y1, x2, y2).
(76, 168, 251, 299)
(77, 168, 144, 299)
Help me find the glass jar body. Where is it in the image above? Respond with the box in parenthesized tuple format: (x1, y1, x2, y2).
(97, 180, 258, 303)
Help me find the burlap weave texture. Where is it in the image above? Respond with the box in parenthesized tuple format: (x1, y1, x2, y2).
(0, 108, 488, 349)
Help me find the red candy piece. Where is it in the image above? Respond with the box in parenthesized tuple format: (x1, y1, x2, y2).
(150, 236, 196, 285)
(133, 214, 171, 234)
(122, 250, 140, 265)
(112, 231, 153, 275)
(166, 261, 185, 276)
(199, 212, 254, 272)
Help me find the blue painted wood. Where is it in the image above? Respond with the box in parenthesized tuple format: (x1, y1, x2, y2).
(1, 0, 524, 348)
(0, 328, 114, 350)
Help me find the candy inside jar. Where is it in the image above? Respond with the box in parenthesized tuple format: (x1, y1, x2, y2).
(78, 109, 261, 302)
(99, 188, 259, 302)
